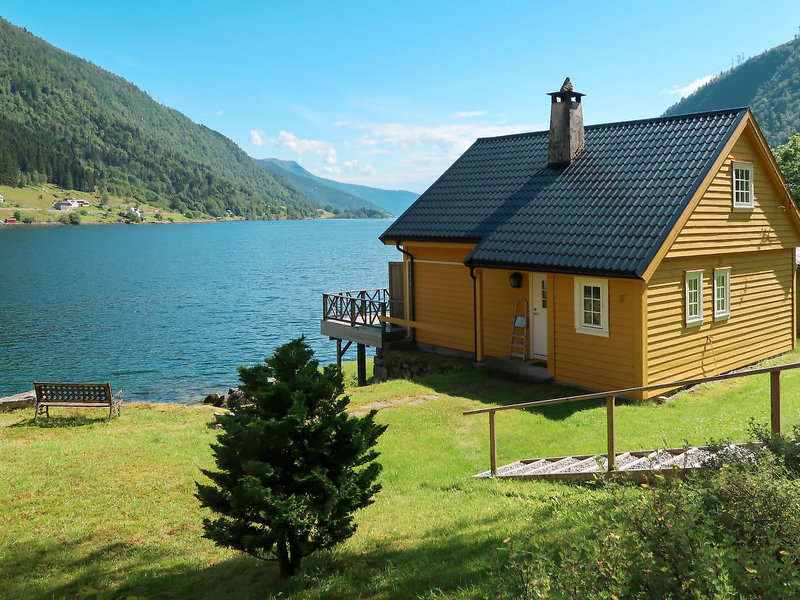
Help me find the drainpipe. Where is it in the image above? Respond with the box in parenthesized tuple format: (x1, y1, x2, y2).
(469, 265, 478, 363)
(395, 242, 416, 342)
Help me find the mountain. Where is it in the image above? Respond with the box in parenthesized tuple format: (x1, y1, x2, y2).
(259, 158, 418, 216)
(663, 37, 800, 147)
(0, 17, 320, 220)
(257, 158, 388, 216)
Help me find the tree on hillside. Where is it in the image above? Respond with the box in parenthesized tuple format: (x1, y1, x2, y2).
(196, 337, 386, 577)
(773, 133, 800, 202)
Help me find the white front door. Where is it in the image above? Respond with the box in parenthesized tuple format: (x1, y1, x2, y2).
(530, 274, 548, 360)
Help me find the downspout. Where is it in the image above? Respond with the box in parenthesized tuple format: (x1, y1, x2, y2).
(469, 265, 478, 363)
(396, 242, 416, 342)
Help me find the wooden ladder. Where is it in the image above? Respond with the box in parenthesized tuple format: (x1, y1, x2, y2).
(509, 298, 528, 360)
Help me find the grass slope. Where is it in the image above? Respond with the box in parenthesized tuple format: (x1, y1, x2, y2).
(2, 350, 800, 599)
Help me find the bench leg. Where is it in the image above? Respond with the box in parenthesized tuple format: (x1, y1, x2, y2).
(33, 404, 38, 423)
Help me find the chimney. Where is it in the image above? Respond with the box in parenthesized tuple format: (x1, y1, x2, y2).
(547, 77, 585, 168)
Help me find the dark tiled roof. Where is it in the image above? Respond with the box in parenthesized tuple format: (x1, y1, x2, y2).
(380, 108, 748, 278)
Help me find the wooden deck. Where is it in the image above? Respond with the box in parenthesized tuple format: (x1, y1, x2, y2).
(473, 443, 763, 482)
(320, 287, 406, 385)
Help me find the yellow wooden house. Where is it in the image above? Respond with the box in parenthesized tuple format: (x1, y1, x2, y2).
(379, 80, 800, 399)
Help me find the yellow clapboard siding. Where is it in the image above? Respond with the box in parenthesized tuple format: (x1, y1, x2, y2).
(479, 268, 530, 358)
(645, 250, 795, 390)
(413, 260, 474, 353)
(551, 274, 644, 393)
(666, 130, 800, 258)
(405, 244, 474, 263)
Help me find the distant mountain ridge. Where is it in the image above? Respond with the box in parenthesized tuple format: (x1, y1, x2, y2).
(0, 17, 319, 219)
(663, 36, 800, 147)
(258, 158, 418, 216)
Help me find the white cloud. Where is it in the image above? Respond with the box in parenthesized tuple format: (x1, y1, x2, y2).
(454, 110, 487, 118)
(332, 121, 348, 127)
(215, 109, 224, 116)
(359, 121, 538, 157)
(249, 129, 266, 146)
(663, 75, 716, 98)
(358, 148, 391, 156)
(270, 131, 337, 164)
(343, 159, 377, 175)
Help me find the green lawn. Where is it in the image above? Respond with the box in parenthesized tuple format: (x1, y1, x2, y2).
(2, 349, 800, 599)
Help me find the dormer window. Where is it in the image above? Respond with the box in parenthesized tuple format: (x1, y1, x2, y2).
(732, 162, 754, 209)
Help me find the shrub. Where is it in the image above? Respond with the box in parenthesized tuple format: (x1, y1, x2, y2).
(749, 421, 800, 476)
(57, 213, 80, 225)
(196, 337, 387, 577)
(499, 462, 800, 599)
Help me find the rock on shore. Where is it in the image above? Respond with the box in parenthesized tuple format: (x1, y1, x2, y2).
(0, 390, 36, 412)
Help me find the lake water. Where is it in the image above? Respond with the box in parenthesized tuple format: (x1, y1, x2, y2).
(0, 219, 397, 402)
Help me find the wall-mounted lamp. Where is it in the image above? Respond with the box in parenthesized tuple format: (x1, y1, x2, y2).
(509, 272, 523, 288)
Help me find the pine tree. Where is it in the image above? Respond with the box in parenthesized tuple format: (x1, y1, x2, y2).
(196, 337, 386, 577)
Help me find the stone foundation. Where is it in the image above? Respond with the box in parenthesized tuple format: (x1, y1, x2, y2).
(373, 347, 471, 382)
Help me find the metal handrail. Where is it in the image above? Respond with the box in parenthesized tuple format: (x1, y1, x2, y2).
(465, 361, 800, 476)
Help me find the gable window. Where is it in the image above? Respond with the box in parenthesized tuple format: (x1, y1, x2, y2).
(732, 162, 754, 209)
(685, 270, 704, 326)
(574, 277, 609, 337)
(714, 267, 731, 320)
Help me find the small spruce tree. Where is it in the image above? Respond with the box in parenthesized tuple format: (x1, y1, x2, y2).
(196, 337, 386, 577)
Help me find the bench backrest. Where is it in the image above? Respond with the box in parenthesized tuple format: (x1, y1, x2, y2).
(34, 382, 112, 404)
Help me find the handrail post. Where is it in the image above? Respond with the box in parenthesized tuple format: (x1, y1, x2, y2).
(607, 395, 616, 472)
(771, 370, 782, 435)
(489, 411, 497, 476)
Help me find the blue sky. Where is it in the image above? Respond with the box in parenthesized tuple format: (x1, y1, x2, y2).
(4, 1, 800, 192)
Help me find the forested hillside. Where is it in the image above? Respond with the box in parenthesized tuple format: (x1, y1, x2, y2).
(663, 37, 800, 147)
(0, 17, 319, 219)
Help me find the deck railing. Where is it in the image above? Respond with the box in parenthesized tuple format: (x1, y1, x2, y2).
(322, 288, 389, 328)
(464, 362, 800, 476)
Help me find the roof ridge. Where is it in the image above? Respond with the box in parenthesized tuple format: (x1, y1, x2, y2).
(475, 107, 749, 143)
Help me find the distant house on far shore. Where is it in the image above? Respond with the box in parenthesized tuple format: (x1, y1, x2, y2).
(54, 199, 78, 211)
(0, 193, 5, 203)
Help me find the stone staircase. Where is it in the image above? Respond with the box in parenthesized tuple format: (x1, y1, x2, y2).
(473, 443, 763, 482)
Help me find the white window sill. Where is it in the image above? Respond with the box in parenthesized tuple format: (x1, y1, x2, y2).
(714, 314, 730, 322)
(575, 326, 609, 338)
(685, 319, 703, 328)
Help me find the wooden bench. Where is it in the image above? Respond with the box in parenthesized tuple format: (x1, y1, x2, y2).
(33, 382, 123, 422)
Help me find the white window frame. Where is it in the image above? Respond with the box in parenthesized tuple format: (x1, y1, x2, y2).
(574, 277, 609, 337)
(685, 270, 704, 327)
(732, 162, 754, 210)
(713, 267, 731, 320)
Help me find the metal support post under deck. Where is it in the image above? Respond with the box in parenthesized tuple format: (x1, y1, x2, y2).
(337, 339, 342, 368)
(771, 370, 782, 435)
(357, 343, 366, 387)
